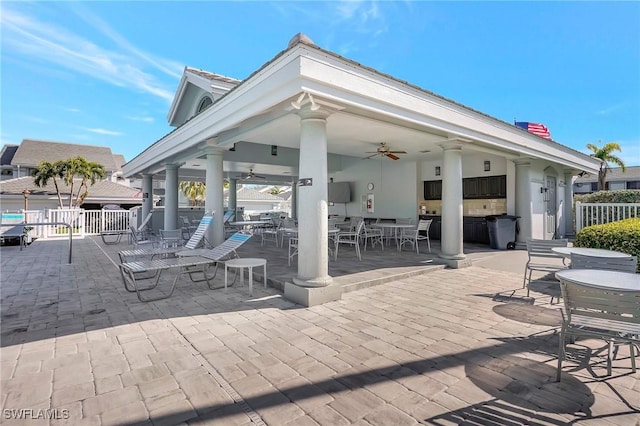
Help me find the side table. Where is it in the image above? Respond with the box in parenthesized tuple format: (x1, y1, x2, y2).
(224, 258, 267, 296)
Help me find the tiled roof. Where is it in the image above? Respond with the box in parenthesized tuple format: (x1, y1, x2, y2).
(575, 166, 640, 183)
(0, 145, 18, 166)
(10, 139, 122, 171)
(0, 176, 140, 199)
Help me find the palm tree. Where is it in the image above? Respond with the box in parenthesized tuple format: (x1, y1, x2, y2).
(179, 181, 206, 206)
(32, 156, 106, 207)
(74, 158, 106, 206)
(32, 160, 65, 207)
(586, 141, 626, 190)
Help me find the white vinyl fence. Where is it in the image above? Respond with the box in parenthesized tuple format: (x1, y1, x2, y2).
(15, 209, 131, 239)
(575, 202, 640, 232)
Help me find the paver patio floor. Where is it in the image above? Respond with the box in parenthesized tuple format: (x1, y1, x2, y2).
(1, 236, 638, 425)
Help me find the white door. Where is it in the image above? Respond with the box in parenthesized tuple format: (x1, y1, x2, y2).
(545, 176, 557, 239)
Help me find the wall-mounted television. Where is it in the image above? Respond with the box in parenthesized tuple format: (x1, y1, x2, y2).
(328, 182, 351, 203)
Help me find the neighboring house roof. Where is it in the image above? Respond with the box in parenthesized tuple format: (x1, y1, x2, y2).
(225, 187, 285, 202)
(574, 166, 640, 183)
(0, 176, 141, 201)
(0, 145, 18, 166)
(10, 139, 124, 172)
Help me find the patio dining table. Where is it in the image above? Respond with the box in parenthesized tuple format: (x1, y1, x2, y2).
(556, 269, 639, 291)
(552, 247, 632, 260)
(228, 220, 270, 233)
(371, 223, 415, 249)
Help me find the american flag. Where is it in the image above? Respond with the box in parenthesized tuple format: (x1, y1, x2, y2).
(515, 121, 551, 139)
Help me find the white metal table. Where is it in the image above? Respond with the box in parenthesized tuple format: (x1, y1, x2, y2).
(224, 258, 267, 296)
(552, 247, 632, 260)
(556, 269, 639, 291)
(371, 223, 414, 249)
(228, 220, 270, 233)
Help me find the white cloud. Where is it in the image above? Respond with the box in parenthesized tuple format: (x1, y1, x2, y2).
(84, 128, 123, 136)
(595, 102, 627, 116)
(63, 107, 81, 113)
(0, 6, 178, 103)
(125, 116, 155, 123)
(617, 140, 640, 166)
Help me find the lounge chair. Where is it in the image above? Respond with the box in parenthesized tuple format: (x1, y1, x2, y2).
(119, 231, 251, 301)
(119, 215, 213, 263)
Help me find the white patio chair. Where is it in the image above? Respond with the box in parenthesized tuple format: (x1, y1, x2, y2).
(160, 229, 183, 248)
(570, 253, 637, 272)
(288, 237, 298, 266)
(556, 276, 640, 381)
(334, 220, 365, 261)
(523, 238, 568, 297)
(398, 219, 432, 254)
(261, 218, 280, 246)
(363, 219, 384, 251)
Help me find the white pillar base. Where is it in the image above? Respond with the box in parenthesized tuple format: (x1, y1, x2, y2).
(284, 282, 342, 307)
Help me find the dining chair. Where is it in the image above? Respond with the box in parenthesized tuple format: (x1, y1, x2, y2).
(523, 238, 569, 297)
(398, 219, 432, 254)
(570, 253, 637, 272)
(363, 219, 384, 251)
(334, 220, 365, 261)
(160, 229, 183, 248)
(261, 218, 280, 247)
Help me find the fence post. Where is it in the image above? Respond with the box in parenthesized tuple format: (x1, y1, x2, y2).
(575, 202, 582, 233)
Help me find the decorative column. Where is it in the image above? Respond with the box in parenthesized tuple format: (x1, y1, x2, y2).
(514, 159, 533, 245)
(291, 179, 298, 219)
(292, 105, 332, 288)
(141, 173, 153, 220)
(563, 169, 574, 238)
(164, 164, 179, 231)
(228, 178, 238, 217)
(204, 147, 225, 246)
(438, 140, 467, 266)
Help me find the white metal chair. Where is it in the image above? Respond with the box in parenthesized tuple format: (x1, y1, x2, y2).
(334, 220, 365, 261)
(398, 219, 432, 254)
(261, 218, 280, 246)
(556, 277, 640, 381)
(570, 253, 637, 272)
(523, 238, 569, 297)
(160, 229, 183, 248)
(288, 237, 298, 266)
(363, 219, 384, 251)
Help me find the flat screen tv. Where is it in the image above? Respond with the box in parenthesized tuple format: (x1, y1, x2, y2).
(328, 182, 351, 203)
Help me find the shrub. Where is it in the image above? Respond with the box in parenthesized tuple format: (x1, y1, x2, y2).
(574, 218, 640, 271)
(574, 189, 640, 204)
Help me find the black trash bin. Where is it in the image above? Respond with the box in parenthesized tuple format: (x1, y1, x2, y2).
(486, 214, 519, 250)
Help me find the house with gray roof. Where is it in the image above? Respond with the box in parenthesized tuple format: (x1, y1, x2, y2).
(1, 139, 128, 184)
(0, 176, 142, 211)
(573, 166, 640, 194)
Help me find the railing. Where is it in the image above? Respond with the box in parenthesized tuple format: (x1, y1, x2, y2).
(4, 209, 131, 239)
(575, 202, 640, 232)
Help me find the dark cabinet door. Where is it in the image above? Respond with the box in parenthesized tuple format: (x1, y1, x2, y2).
(463, 178, 478, 199)
(478, 177, 490, 197)
(424, 180, 442, 200)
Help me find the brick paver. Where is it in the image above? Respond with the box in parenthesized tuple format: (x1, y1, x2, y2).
(1, 237, 638, 425)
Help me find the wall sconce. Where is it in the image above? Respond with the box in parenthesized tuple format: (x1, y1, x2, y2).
(540, 187, 549, 202)
(435, 166, 441, 176)
(484, 160, 491, 172)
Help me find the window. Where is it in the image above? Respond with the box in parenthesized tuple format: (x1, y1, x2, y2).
(627, 181, 640, 190)
(197, 96, 213, 113)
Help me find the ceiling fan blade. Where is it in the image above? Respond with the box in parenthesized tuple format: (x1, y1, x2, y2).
(386, 153, 400, 160)
(363, 154, 378, 159)
(389, 150, 407, 154)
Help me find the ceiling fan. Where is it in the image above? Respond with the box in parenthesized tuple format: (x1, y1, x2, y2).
(242, 168, 266, 180)
(364, 143, 407, 160)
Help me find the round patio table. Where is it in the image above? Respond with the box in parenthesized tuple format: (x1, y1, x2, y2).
(555, 269, 639, 291)
(552, 247, 632, 259)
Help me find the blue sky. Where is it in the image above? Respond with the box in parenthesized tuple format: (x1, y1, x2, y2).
(2, 1, 639, 166)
